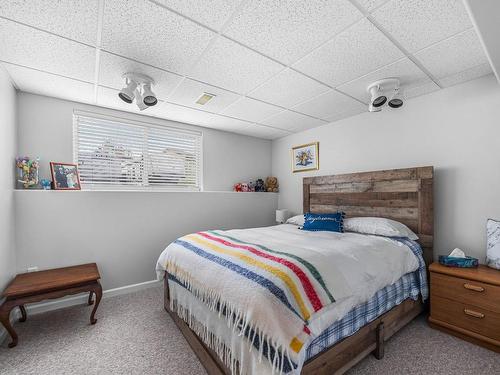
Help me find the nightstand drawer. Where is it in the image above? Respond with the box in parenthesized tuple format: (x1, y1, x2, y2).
(431, 272, 500, 313)
(431, 295, 500, 341)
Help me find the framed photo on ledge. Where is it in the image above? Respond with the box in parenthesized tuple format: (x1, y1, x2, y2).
(50, 162, 81, 190)
(292, 142, 319, 173)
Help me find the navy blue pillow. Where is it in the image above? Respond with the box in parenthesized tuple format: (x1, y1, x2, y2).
(302, 212, 345, 232)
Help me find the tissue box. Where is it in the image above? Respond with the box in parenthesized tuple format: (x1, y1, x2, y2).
(438, 255, 479, 268)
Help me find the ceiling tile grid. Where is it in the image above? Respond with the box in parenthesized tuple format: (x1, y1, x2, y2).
(223, 0, 363, 65)
(220, 97, 283, 123)
(292, 18, 405, 87)
(292, 89, 366, 120)
(0, 0, 496, 140)
(247, 68, 330, 108)
(101, 0, 215, 76)
(0, 17, 96, 83)
(98, 52, 184, 100)
(188, 36, 284, 94)
(336, 58, 432, 103)
(372, 0, 472, 53)
(413, 29, 490, 82)
(156, 0, 241, 31)
(0, 0, 99, 45)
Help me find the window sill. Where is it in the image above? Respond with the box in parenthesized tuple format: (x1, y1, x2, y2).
(14, 189, 279, 194)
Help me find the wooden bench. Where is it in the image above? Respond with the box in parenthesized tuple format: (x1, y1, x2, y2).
(0, 263, 102, 348)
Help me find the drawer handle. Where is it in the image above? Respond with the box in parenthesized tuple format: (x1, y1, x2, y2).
(464, 309, 485, 319)
(463, 283, 485, 292)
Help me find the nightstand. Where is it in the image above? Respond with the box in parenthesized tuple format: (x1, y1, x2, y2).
(428, 263, 500, 352)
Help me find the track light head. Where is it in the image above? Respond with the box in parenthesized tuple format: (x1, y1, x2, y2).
(118, 73, 157, 110)
(366, 78, 404, 112)
(142, 83, 158, 107)
(368, 84, 387, 108)
(118, 79, 137, 104)
(388, 87, 404, 108)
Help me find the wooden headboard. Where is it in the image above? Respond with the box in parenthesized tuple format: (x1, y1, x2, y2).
(303, 166, 434, 265)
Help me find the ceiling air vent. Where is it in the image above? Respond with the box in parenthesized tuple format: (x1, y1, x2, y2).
(195, 92, 216, 105)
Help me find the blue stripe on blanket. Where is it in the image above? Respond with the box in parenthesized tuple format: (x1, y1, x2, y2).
(174, 239, 304, 321)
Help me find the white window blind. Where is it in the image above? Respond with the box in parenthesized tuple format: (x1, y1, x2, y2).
(73, 112, 202, 191)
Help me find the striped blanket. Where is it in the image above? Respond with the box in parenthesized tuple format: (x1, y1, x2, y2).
(156, 225, 421, 374)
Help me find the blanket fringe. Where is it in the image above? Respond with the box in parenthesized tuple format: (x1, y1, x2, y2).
(167, 262, 295, 375)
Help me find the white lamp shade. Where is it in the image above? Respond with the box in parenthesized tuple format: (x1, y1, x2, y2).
(276, 209, 290, 223)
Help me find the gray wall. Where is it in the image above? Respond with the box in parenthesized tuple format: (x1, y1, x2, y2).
(0, 67, 16, 293)
(15, 93, 277, 289)
(272, 75, 500, 262)
(17, 92, 272, 191)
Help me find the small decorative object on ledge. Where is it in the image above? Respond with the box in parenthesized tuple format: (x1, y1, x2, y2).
(15, 156, 40, 189)
(40, 179, 51, 190)
(292, 142, 319, 173)
(50, 162, 81, 190)
(487, 218, 500, 270)
(255, 179, 266, 192)
(266, 176, 279, 192)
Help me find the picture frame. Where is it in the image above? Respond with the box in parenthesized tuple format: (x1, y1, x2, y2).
(50, 162, 81, 190)
(291, 142, 319, 173)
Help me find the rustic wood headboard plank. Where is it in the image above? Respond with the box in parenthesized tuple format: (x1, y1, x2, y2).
(303, 166, 434, 265)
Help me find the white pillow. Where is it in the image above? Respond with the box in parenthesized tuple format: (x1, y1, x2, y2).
(344, 217, 419, 240)
(285, 214, 305, 226)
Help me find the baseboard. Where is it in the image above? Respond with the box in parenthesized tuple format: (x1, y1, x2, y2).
(1, 279, 160, 345)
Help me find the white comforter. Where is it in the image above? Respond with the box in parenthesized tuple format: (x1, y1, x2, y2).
(156, 224, 419, 374)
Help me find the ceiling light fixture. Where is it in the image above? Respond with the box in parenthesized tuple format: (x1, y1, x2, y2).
(118, 73, 157, 111)
(195, 92, 216, 105)
(366, 78, 404, 112)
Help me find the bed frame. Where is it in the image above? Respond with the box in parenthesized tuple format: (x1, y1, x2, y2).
(164, 166, 434, 374)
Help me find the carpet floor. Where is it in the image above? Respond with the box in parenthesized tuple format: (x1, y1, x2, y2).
(1, 285, 498, 374)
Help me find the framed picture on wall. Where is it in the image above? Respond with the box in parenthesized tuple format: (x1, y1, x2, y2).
(50, 162, 81, 190)
(291, 142, 319, 173)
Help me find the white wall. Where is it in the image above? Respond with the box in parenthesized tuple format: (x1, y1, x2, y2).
(17, 93, 272, 191)
(15, 93, 277, 289)
(0, 67, 16, 293)
(272, 75, 500, 262)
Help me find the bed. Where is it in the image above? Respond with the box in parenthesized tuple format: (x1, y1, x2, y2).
(157, 166, 434, 375)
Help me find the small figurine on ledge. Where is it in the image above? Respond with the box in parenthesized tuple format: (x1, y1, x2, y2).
(255, 179, 266, 192)
(266, 176, 279, 192)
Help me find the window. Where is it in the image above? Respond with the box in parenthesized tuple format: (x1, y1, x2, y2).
(73, 112, 202, 191)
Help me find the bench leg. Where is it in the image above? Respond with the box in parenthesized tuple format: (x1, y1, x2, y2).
(0, 304, 18, 348)
(19, 305, 27, 323)
(90, 282, 102, 325)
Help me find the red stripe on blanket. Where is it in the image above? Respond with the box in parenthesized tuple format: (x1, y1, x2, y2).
(198, 231, 324, 312)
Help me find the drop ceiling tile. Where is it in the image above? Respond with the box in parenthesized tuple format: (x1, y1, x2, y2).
(0, 0, 99, 45)
(439, 63, 493, 88)
(236, 124, 291, 140)
(223, 0, 362, 65)
(356, 0, 390, 12)
(262, 110, 326, 132)
(372, 0, 472, 53)
(98, 52, 183, 100)
(404, 81, 440, 99)
(156, 0, 240, 30)
(0, 18, 95, 82)
(189, 36, 284, 94)
(4, 63, 95, 103)
(247, 69, 330, 108)
(293, 18, 404, 87)
(168, 78, 241, 112)
(325, 106, 367, 123)
(97, 86, 165, 116)
(337, 58, 432, 103)
(101, 0, 214, 75)
(414, 29, 489, 80)
(220, 97, 283, 122)
(293, 90, 365, 120)
(202, 114, 254, 133)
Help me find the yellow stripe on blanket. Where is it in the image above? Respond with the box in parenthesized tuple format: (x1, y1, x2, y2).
(289, 337, 304, 353)
(187, 234, 312, 321)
